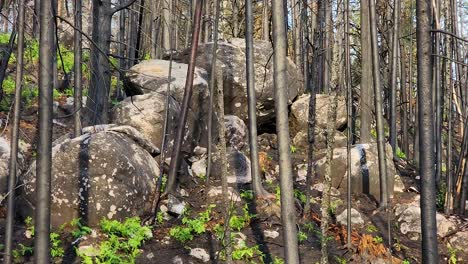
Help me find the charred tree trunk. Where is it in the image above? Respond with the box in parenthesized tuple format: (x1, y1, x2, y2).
(416, 0, 438, 260)
(34, 0, 56, 262)
(360, 0, 373, 143)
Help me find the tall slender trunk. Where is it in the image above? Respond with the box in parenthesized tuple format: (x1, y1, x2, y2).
(245, 0, 269, 197)
(360, 0, 373, 143)
(271, 0, 299, 261)
(165, 0, 204, 194)
(74, 0, 83, 137)
(345, 0, 352, 247)
(389, 0, 400, 156)
(400, 42, 409, 156)
(85, 0, 113, 124)
(369, 0, 388, 208)
(416, 0, 438, 260)
(3, 0, 25, 261)
(163, 0, 172, 51)
(232, 0, 238, 37)
(34, 0, 55, 262)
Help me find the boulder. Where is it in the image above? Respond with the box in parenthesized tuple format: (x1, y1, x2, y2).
(19, 125, 160, 227)
(289, 93, 347, 136)
(336, 209, 365, 226)
(292, 130, 347, 150)
(224, 115, 247, 150)
(210, 149, 252, 185)
(112, 92, 197, 154)
(313, 143, 396, 202)
(0, 137, 10, 196)
(396, 204, 457, 240)
(172, 38, 301, 125)
(118, 59, 211, 150)
(449, 231, 468, 253)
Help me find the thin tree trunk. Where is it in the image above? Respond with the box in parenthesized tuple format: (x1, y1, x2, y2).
(400, 42, 409, 157)
(271, 0, 299, 261)
(245, 0, 269, 197)
(74, 0, 83, 137)
(389, 0, 400, 156)
(163, 0, 172, 51)
(369, 0, 388, 208)
(3, 0, 25, 261)
(416, 0, 438, 260)
(34, 0, 55, 262)
(165, 0, 204, 194)
(232, 0, 238, 37)
(344, 0, 352, 247)
(206, 0, 220, 186)
(360, 0, 373, 143)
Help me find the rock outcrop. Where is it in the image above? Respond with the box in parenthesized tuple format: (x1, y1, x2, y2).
(20, 125, 160, 227)
(172, 38, 301, 125)
(0, 137, 10, 196)
(313, 143, 396, 202)
(115, 59, 210, 152)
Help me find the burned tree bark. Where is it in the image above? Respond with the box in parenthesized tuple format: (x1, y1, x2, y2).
(416, 0, 438, 260)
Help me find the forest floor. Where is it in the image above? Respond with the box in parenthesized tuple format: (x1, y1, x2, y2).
(0, 98, 467, 264)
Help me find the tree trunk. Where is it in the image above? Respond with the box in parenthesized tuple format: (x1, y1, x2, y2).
(86, 0, 113, 124)
(369, 0, 388, 208)
(389, 0, 400, 156)
(3, 0, 25, 261)
(262, 0, 269, 40)
(400, 42, 409, 157)
(360, 0, 373, 143)
(34, 0, 56, 262)
(74, 0, 83, 137)
(271, 0, 299, 261)
(416, 0, 438, 260)
(165, 0, 204, 194)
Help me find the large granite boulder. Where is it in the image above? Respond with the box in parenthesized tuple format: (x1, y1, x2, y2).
(314, 143, 396, 202)
(112, 92, 197, 154)
(224, 115, 247, 151)
(289, 93, 347, 136)
(116, 59, 211, 151)
(19, 125, 160, 227)
(172, 38, 302, 125)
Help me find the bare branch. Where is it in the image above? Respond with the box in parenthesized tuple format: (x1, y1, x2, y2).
(111, 0, 138, 14)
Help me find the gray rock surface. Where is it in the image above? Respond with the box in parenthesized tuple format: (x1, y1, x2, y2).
(313, 143, 396, 202)
(336, 208, 364, 226)
(19, 125, 159, 227)
(290, 93, 347, 135)
(224, 115, 247, 150)
(173, 38, 301, 125)
(118, 59, 210, 152)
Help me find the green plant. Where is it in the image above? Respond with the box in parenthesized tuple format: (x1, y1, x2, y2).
(448, 246, 458, 264)
(240, 190, 254, 200)
(229, 204, 253, 231)
(329, 199, 341, 215)
(70, 218, 92, 239)
(231, 240, 264, 262)
(366, 224, 378, 233)
(373, 236, 383, 244)
(155, 211, 165, 225)
(297, 231, 308, 243)
(50, 232, 65, 258)
(290, 145, 297, 153)
(12, 244, 33, 262)
(169, 205, 215, 243)
(77, 217, 152, 264)
(0, 33, 11, 44)
(402, 260, 411, 264)
(334, 256, 347, 264)
(273, 256, 285, 264)
(436, 182, 447, 210)
(396, 147, 407, 159)
(294, 189, 307, 204)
